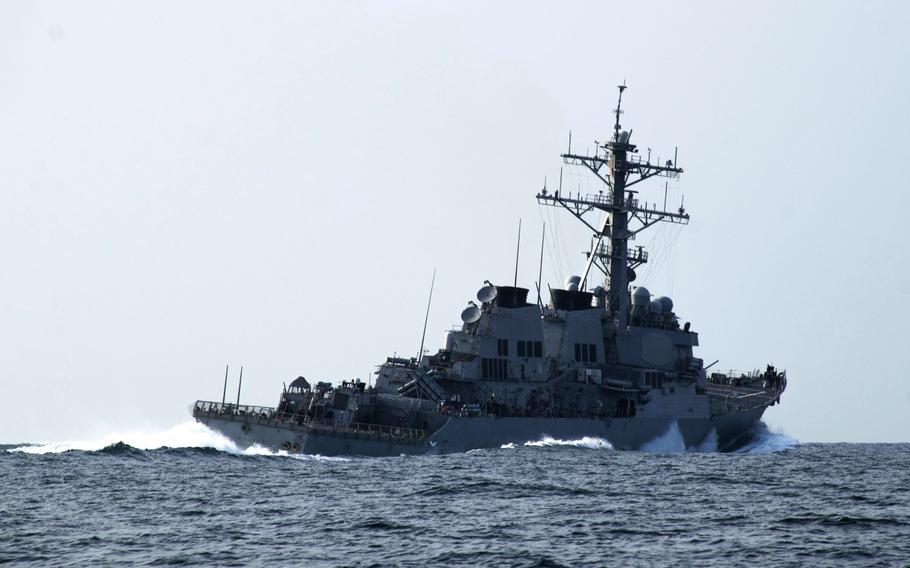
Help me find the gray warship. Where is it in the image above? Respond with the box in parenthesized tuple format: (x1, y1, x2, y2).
(193, 85, 786, 456)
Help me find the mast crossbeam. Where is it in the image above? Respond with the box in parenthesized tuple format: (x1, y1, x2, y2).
(536, 192, 689, 224)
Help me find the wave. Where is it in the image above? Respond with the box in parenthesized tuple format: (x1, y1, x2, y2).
(639, 422, 719, 453)
(502, 421, 792, 455)
(5, 421, 348, 461)
(691, 428, 719, 453)
(734, 422, 798, 454)
(640, 421, 688, 453)
(522, 436, 614, 450)
(8, 421, 239, 455)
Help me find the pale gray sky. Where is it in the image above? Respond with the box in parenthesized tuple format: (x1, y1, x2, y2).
(2, 1, 908, 444)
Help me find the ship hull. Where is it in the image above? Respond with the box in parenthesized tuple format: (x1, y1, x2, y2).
(195, 406, 767, 456)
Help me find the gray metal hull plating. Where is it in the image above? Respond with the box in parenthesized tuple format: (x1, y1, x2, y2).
(196, 407, 766, 456)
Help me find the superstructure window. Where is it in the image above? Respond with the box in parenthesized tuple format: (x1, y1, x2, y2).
(497, 339, 509, 357)
(574, 343, 599, 363)
(482, 358, 508, 380)
(644, 370, 664, 388)
(517, 340, 544, 358)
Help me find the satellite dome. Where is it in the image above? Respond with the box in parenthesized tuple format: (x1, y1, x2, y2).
(631, 287, 650, 306)
(564, 275, 581, 291)
(649, 300, 663, 314)
(289, 376, 310, 391)
(656, 296, 674, 313)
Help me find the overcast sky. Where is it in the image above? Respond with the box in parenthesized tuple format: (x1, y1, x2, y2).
(2, 1, 908, 444)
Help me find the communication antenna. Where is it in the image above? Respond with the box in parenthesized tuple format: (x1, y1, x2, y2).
(417, 269, 436, 362)
(614, 80, 627, 141)
(235, 365, 243, 406)
(513, 218, 522, 287)
(221, 364, 229, 406)
(663, 181, 669, 211)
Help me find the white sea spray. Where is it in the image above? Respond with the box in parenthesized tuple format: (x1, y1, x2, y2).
(523, 436, 614, 450)
(7, 421, 349, 460)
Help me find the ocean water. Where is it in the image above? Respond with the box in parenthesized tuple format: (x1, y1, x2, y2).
(2, 423, 909, 567)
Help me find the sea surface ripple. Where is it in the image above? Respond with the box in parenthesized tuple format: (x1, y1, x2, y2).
(2, 424, 909, 567)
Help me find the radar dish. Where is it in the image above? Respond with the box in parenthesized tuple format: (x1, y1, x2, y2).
(477, 285, 497, 303)
(461, 304, 482, 324)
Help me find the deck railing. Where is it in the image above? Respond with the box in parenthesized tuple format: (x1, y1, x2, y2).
(192, 400, 427, 441)
(706, 372, 786, 415)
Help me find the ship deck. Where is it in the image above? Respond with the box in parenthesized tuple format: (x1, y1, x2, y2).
(192, 401, 428, 443)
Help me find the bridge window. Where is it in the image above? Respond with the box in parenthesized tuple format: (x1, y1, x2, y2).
(644, 370, 664, 388)
(517, 340, 544, 358)
(497, 339, 509, 357)
(482, 358, 508, 380)
(574, 343, 598, 363)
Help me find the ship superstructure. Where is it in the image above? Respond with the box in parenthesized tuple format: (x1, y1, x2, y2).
(193, 86, 786, 455)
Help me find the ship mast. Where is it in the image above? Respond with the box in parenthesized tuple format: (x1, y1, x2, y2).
(536, 84, 689, 324)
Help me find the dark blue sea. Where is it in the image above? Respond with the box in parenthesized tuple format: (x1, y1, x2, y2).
(2, 422, 909, 567)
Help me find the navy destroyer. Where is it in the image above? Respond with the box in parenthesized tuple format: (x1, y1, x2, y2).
(193, 85, 786, 455)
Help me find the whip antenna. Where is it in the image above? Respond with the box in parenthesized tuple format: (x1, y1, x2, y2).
(418, 269, 436, 362)
(221, 364, 229, 406)
(537, 222, 545, 304)
(235, 366, 243, 406)
(513, 218, 522, 287)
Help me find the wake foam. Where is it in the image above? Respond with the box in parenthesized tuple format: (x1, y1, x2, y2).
(735, 422, 798, 454)
(522, 436, 614, 450)
(6, 421, 347, 460)
(690, 428, 719, 453)
(640, 421, 688, 453)
(493, 422, 793, 455)
(8, 421, 237, 455)
(639, 422, 720, 453)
